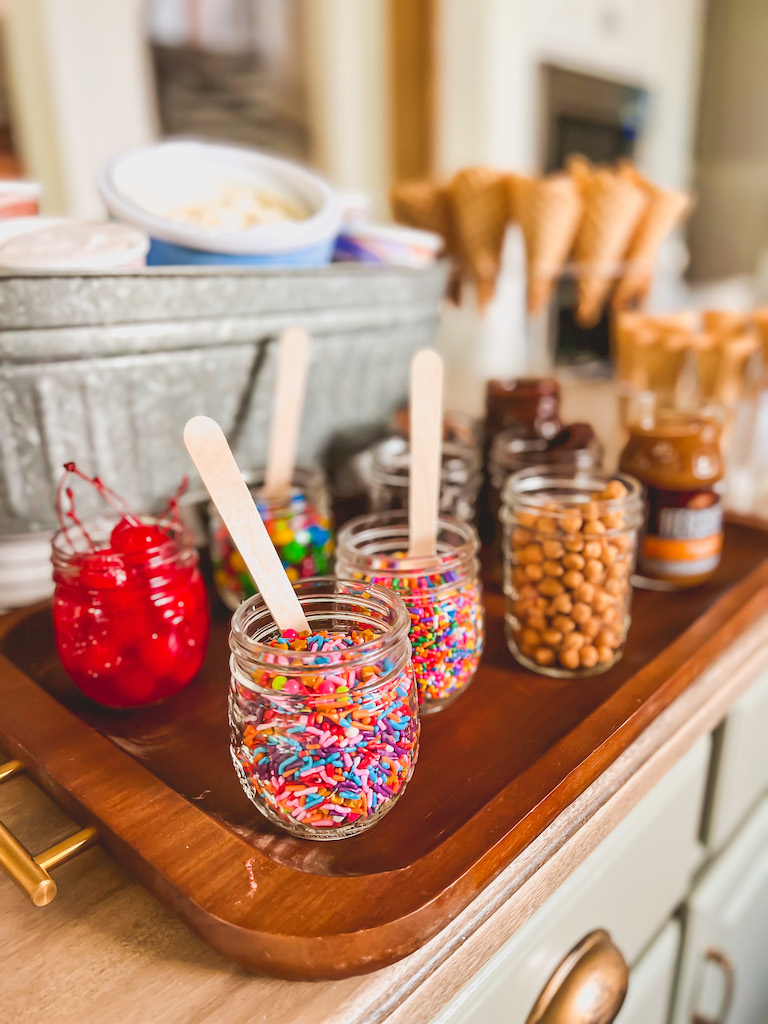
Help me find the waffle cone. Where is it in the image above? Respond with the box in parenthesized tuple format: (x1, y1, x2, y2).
(447, 166, 511, 307)
(702, 309, 751, 340)
(390, 180, 452, 251)
(573, 169, 648, 327)
(514, 173, 583, 313)
(613, 184, 692, 309)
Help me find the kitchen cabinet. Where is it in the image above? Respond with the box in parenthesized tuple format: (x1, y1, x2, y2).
(674, 796, 768, 1024)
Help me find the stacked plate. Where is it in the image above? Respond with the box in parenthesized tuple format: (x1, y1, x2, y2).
(0, 531, 55, 612)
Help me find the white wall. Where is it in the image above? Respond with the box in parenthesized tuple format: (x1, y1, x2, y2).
(3, 0, 157, 217)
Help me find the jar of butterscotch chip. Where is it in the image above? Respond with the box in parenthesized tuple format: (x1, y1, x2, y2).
(500, 468, 643, 678)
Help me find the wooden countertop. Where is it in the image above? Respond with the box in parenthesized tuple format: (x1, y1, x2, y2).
(3, 611, 767, 1024)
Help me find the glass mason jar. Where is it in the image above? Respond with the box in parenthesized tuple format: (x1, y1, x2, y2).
(487, 426, 603, 545)
(52, 514, 210, 708)
(336, 510, 484, 713)
(500, 468, 643, 678)
(368, 436, 483, 525)
(210, 466, 333, 610)
(229, 578, 419, 840)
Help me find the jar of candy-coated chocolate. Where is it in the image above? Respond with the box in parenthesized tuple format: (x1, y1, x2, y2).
(229, 578, 419, 840)
(52, 514, 210, 708)
(619, 407, 724, 589)
(501, 468, 642, 678)
(487, 425, 603, 544)
(336, 510, 484, 713)
(209, 466, 333, 610)
(368, 437, 482, 525)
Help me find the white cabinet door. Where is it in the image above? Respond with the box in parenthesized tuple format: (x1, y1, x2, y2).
(674, 797, 768, 1024)
(702, 667, 768, 851)
(434, 739, 708, 1024)
(617, 921, 679, 1024)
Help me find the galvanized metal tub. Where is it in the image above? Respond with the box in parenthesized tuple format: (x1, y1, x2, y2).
(0, 262, 447, 533)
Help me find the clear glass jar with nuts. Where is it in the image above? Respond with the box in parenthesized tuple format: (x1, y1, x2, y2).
(500, 468, 643, 678)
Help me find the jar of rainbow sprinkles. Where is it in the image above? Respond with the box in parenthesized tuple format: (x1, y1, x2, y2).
(336, 511, 484, 713)
(210, 466, 333, 610)
(229, 578, 419, 840)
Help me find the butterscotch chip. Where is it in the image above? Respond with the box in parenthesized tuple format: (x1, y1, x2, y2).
(609, 561, 630, 580)
(520, 627, 541, 649)
(584, 540, 602, 559)
(601, 479, 628, 500)
(519, 639, 536, 656)
(543, 559, 565, 577)
(612, 534, 632, 553)
(583, 519, 607, 535)
(526, 613, 547, 633)
(549, 593, 573, 615)
(534, 646, 556, 666)
(562, 631, 586, 651)
(584, 560, 604, 584)
(597, 645, 615, 664)
(552, 614, 576, 635)
(563, 552, 585, 571)
(524, 563, 544, 582)
(512, 528, 533, 547)
(535, 516, 558, 534)
(571, 602, 591, 625)
(559, 648, 581, 671)
(542, 539, 565, 559)
(604, 578, 623, 596)
(542, 628, 564, 647)
(582, 501, 600, 520)
(519, 543, 543, 564)
(601, 512, 625, 530)
(564, 536, 585, 553)
(516, 511, 538, 528)
(592, 589, 612, 614)
(602, 606, 622, 629)
(561, 512, 583, 534)
(582, 617, 601, 640)
(563, 570, 585, 590)
(596, 628, 619, 649)
(513, 567, 529, 588)
(539, 577, 565, 597)
(574, 582, 596, 604)
(601, 543, 619, 565)
(580, 644, 599, 668)
(534, 596, 549, 613)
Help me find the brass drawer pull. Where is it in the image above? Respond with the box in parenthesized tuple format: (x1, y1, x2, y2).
(693, 948, 735, 1024)
(0, 759, 97, 906)
(526, 929, 629, 1024)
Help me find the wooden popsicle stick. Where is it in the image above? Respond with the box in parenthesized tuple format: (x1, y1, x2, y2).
(408, 349, 444, 559)
(183, 416, 310, 634)
(263, 327, 311, 500)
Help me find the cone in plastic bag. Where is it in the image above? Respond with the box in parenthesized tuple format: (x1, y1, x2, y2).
(447, 166, 511, 308)
(573, 168, 648, 328)
(612, 182, 692, 310)
(390, 180, 452, 251)
(514, 173, 583, 313)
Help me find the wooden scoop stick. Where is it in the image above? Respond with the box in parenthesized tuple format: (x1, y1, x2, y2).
(408, 349, 444, 559)
(184, 416, 310, 634)
(263, 327, 311, 500)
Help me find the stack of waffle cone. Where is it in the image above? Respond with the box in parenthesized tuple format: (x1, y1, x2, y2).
(612, 181, 692, 310)
(447, 167, 511, 309)
(513, 173, 583, 314)
(390, 181, 452, 250)
(572, 167, 648, 328)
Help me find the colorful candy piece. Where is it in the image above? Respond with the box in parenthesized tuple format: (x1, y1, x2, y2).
(230, 628, 419, 836)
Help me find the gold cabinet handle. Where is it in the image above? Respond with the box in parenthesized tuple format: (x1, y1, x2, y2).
(0, 760, 97, 906)
(693, 948, 735, 1024)
(525, 929, 629, 1024)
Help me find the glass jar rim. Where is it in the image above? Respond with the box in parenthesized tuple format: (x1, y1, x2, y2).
(336, 509, 479, 587)
(501, 467, 643, 519)
(51, 512, 191, 569)
(229, 577, 411, 681)
(371, 436, 482, 479)
(209, 464, 325, 518)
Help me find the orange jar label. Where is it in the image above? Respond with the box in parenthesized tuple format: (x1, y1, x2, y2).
(638, 486, 723, 579)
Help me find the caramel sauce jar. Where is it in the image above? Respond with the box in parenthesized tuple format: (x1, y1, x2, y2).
(619, 408, 724, 588)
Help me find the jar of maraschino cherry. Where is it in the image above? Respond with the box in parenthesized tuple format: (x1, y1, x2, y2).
(51, 464, 210, 708)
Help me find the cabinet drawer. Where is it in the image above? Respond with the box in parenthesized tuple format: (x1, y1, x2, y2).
(674, 796, 768, 1024)
(433, 738, 708, 1024)
(702, 667, 768, 851)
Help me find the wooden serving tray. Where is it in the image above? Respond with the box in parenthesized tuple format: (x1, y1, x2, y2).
(2, 518, 768, 981)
